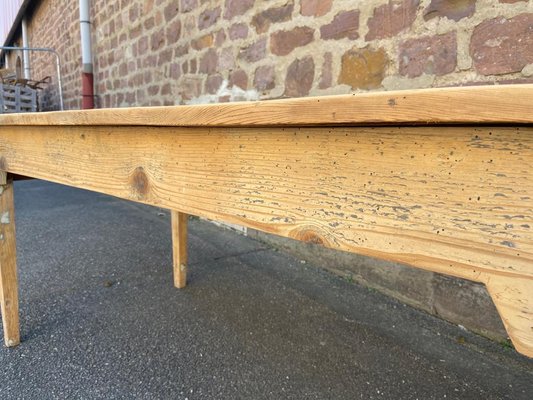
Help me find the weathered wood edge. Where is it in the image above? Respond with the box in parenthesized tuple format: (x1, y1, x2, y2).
(171, 210, 188, 289)
(2, 85, 533, 126)
(0, 176, 20, 347)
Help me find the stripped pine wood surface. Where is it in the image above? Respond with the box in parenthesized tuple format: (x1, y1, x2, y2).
(1, 85, 533, 126)
(0, 85, 531, 357)
(171, 211, 188, 289)
(0, 176, 20, 347)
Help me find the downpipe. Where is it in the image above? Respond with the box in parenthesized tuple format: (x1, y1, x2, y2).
(79, 0, 94, 109)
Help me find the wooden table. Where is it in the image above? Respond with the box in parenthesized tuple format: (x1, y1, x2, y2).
(0, 85, 532, 358)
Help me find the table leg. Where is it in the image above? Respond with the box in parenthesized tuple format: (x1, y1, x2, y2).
(171, 211, 188, 289)
(486, 275, 533, 357)
(0, 174, 20, 347)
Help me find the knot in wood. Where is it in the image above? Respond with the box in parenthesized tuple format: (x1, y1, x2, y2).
(291, 225, 331, 246)
(130, 166, 150, 199)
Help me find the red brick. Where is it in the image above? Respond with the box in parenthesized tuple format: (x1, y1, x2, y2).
(158, 48, 174, 66)
(252, 3, 294, 34)
(199, 7, 221, 30)
(181, 0, 198, 13)
(118, 62, 128, 76)
(103, 94, 111, 108)
(254, 65, 275, 91)
(98, 56, 107, 68)
(270, 27, 314, 56)
(138, 37, 149, 55)
(284, 56, 315, 97)
(129, 5, 140, 23)
(215, 29, 226, 46)
(229, 23, 248, 40)
(229, 69, 248, 89)
(366, 0, 420, 40)
(224, 0, 254, 20)
(143, 17, 155, 30)
(219, 47, 236, 70)
(140, 71, 149, 85)
(125, 92, 136, 105)
(144, 0, 155, 13)
(166, 20, 181, 44)
(129, 24, 142, 40)
(424, 0, 476, 22)
(205, 74, 223, 94)
(239, 38, 267, 62)
(163, 2, 179, 22)
(320, 10, 359, 40)
(155, 10, 163, 26)
(148, 85, 160, 96)
(470, 14, 533, 75)
(150, 28, 165, 50)
(339, 47, 388, 89)
(190, 58, 198, 74)
(169, 63, 181, 79)
(142, 54, 158, 68)
(161, 83, 172, 95)
(199, 48, 218, 73)
(181, 77, 202, 100)
(301, 0, 332, 17)
(191, 34, 214, 50)
(175, 44, 189, 57)
(399, 32, 457, 77)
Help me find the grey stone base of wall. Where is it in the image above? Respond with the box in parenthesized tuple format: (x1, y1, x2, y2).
(248, 229, 507, 343)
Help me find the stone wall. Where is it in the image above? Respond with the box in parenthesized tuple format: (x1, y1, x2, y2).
(7, 0, 533, 341)
(15, 0, 533, 110)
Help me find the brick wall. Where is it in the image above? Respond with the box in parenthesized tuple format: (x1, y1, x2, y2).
(15, 0, 533, 110)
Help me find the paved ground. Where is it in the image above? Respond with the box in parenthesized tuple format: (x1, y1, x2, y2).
(0, 180, 532, 399)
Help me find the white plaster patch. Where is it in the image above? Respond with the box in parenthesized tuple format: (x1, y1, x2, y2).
(522, 64, 533, 77)
(1, 212, 10, 224)
(186, 80, 260, 105)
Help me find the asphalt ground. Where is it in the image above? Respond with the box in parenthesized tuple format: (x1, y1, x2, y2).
(0, 180, 532, 399)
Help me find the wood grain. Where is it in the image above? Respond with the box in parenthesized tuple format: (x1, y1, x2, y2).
(486, 275, 533, 357)
(0, 177, 20, 347)
(171, 211, 188, 289)
(0, 123, 531, 355)
(1, 85, 533, 126)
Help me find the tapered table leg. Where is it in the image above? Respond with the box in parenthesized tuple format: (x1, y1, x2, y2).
(171, 211, 188, 289)
(0, 174, 20, 347)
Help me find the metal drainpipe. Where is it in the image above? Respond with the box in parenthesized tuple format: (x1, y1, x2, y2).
(21, 18, 31, 80)
(79, 0, 94, 109)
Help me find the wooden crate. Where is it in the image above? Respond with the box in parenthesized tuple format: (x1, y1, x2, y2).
(0, 83, 38, 114)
